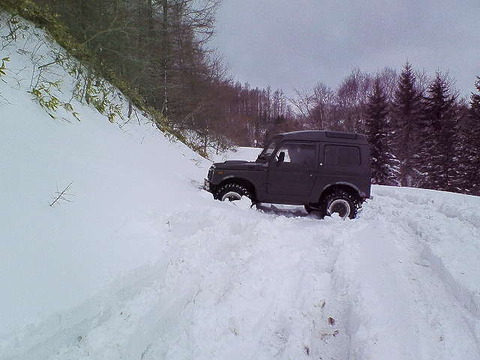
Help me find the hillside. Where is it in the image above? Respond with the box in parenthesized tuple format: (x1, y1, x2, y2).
(2, 14, 480, 360)
(0, 13, 209, 333)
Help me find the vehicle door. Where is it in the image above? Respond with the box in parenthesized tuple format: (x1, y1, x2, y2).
(267, 141, 317, 200)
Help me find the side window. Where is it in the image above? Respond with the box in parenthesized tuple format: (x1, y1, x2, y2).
(275, 143, 316, 166)
(324, 145, 361, 166)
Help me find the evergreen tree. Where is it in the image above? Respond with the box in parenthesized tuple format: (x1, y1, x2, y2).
(461, 77, 480, 195)
(392, 62, 423, 187)
(365, 79, 399, 185)
(419, 73, 459, 192)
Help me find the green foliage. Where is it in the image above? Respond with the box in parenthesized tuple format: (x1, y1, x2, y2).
(1, 0, 90, 60)
(62, 102, 80, 121)
(0, 0, 174, 129)
(82, 76, 123, 123)
(29, 80, 61, 118)
(0, 56, 8, 76)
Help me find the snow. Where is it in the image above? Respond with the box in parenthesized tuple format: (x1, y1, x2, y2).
(1, 15, 480, 360)
(0, 14, 209, 336)
(211, 146, 262, 163)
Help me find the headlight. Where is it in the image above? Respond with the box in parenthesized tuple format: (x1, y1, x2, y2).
(207, 165, 215, 180)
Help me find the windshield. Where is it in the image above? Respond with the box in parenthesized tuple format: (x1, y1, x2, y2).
(257, 137, 280, 161)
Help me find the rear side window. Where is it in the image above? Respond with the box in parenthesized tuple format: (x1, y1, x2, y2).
(324, 145, 361, 166)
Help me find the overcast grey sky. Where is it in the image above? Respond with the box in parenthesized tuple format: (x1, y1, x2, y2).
(211, 0, 480, 98)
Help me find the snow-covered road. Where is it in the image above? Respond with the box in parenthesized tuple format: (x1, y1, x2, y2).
(3, 185, 479, 360)
(336, 187, 480, 359)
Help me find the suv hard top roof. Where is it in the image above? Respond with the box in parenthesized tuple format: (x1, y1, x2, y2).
(275, 130, 368, 144)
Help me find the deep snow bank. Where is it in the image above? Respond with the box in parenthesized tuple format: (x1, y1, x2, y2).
(0, 14, 209, 334)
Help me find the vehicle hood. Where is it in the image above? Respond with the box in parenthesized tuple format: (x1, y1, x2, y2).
(213, 160, 264, 170)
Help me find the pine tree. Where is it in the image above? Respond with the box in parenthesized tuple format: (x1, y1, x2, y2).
(420, 74, 459, 192)
(392, 62, 423, 187)
(365, 79, 399, 185)
(461, 77, 480, 195)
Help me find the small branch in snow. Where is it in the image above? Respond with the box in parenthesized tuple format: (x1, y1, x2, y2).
(49, 182, 74, 207)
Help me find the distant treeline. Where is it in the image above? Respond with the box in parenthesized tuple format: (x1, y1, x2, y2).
(1, 0, 479, 195)
(230, 63, 480, 196)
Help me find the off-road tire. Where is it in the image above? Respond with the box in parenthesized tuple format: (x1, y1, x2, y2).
(215, 183, 253, 202)
(320, 190, 360, 219)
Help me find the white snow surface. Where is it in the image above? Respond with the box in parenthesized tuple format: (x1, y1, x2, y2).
(211, 146, 262, 163)
(1, 16, 480, 360)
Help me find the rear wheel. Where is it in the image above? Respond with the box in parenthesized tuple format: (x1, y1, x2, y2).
(216, 183, 253, 202)
(321, 190, 360, 219)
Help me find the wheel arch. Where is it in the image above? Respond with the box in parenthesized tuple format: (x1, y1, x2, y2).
(214, 177, 257, 200)
(319, 183, 362, 204)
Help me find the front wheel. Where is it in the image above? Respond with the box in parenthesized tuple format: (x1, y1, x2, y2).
(215, 183, 253, 202)
(321, 190, 360, 219)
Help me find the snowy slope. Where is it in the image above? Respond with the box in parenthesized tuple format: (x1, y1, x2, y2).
(211, 146, 262, 162)
(2, 15, 480, 360)
(0, 14, 209, 335)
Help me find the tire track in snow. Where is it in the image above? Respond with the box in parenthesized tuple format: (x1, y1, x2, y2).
(307, 220, 367, 360)
(373, 189, 480, 322)
(2, 200, 356, 360)
(358, 189, 480, 359)
(331, 220, 424, 359)
(153, 203, 366, 359)
(162, 203, 357, 360)
(3, 187, 480, 360)
(396, 229, 480, 359)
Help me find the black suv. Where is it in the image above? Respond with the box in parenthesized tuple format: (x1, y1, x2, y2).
(204, 130, 371, 219)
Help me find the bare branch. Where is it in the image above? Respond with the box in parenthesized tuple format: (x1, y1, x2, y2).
(49, 182, 74, 207)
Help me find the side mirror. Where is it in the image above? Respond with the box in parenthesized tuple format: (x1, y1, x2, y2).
(277, 151, 285, 163)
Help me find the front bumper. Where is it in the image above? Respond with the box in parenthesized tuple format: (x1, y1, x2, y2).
(203, 178, 211, 192)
